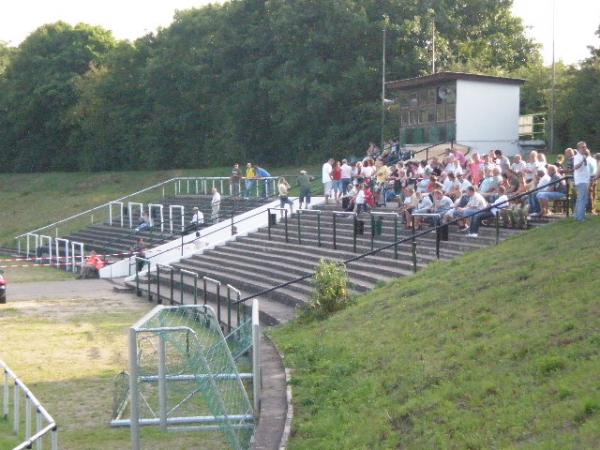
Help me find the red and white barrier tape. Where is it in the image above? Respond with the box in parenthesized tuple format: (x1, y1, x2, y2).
(0, 251, 139, 263)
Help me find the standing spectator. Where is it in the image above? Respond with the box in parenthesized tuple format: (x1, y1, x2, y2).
(211, 187, 221, 223)
(278, 177, 294, 215)
(586, 149, 598, 214)
(244, 162, 257, 199)
(573, 142, 591, 221)
(230, 163, 242, 197)
(298, 170, 313, 210)
(355, 184, 366, 214)
(467, 153, 483, 187)
(332, 161, 343, 202)
(134, 238, 146, 272)
(510, 154, 527, 174)
(322, 158, 334, 202)
(340, 159, 353, 194)
(494, 150, 511, 175)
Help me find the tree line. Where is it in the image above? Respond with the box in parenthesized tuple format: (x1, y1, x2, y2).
(0, 0, 594, 173)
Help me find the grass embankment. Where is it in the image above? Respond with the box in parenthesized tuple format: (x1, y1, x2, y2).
(0, 165, 321, 247)
(272, 217, 600, 449)
(0, 296, 229, 449)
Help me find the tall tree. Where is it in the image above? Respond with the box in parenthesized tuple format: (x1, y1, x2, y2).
(0, 22, 116, 172)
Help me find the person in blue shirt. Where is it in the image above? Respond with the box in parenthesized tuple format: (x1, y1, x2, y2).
(256, 166, 272, 198)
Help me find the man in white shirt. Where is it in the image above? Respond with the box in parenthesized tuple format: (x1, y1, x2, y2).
(573, 141, 591, 221)
(587, 150, 598, 214)
(340, 159, 353, 194)
(211, 188, 221, 223)
(322, 158, 334, 202)
(447, 186, 488, 229)
(467, 186, 509, 237)
(190, 206, 205, 235)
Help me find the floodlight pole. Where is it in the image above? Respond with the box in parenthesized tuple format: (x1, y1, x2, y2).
(380, 26, 387, 153)
(550, 0, 556, 153)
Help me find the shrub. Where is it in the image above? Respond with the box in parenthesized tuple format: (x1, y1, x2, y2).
(306, 259, 351, 320)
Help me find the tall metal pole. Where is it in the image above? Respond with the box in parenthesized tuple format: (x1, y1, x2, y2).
(432, 18, 436, 74)
(550, 0, 556, 153)
(381, 27, 386, 152)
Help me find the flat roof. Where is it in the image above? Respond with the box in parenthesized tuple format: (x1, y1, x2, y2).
(387, 71, 525, 90)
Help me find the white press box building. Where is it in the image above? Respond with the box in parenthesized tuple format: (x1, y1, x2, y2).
(387, 72, 525, 156)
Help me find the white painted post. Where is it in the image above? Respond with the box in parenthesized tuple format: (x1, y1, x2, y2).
(35, 410, 42, 450)
(252, 299, 261, 414)
(25, 396, 32, 439)
(129, 328, 140, 450)
(40, 235, 52, 265)
(158, 334, 167, 431)
(109, 201, 124, 227)
(2, 369, 8, 419)
(128, 202, 144, 229)
(13, 382, 19, 434)
(148, 204, 164, 232)
(168, 205, 185, 233)
(55, 238, 69, 270)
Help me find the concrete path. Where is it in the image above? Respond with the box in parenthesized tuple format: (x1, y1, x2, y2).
(8, 279, 121, 302)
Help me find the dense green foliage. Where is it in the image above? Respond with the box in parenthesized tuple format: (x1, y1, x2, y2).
(273, 218, 600, 449)
(306, 259, 351, 319)
(517, 25, 600, 152)
(0, 0, 539, 172)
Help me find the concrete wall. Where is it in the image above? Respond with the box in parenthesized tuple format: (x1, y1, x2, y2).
(456, 79, 521, 156)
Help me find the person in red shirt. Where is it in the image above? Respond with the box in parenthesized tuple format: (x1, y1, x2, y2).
(78, 250, 105, 279)
(332, 161, 343, 202)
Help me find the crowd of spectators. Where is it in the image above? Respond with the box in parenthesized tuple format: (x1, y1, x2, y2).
(321, 140, 599, 237)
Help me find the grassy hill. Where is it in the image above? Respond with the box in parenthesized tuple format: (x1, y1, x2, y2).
(272, 217, 600, 449)
(0, 165, 321, 247)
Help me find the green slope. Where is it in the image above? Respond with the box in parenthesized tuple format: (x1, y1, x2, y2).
(272, 218, 600, 450)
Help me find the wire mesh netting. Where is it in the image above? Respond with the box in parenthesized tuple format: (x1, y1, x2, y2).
(121, 304, 255, 450)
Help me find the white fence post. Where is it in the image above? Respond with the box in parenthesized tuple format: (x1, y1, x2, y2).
(252, 299, 261, 414)
(55, 238, 70, 270)
(128, 202, 144, 229)
(109, 201, 124, 227)
(148, 204, 164, 232)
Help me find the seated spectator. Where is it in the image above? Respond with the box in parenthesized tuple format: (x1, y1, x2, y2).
(432, 190, 454, 221)
(189, 206, 204, 235)
(481, 153, 498, 173)
(412, 191, 434, 229)
(478, 168, 500, 200)
(342, 183, 357, 211)
(528, 169, 550, 216)
(445, 186, 488, 230)
(466, 186, 509, 237)
(355, 184, 367, 214)
(535, 165, 566, 217)
(401, 187, 418, 227)
(135, 211, 152, 233)
(78, 250, 105, 279)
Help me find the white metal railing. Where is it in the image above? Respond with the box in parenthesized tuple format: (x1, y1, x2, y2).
(148, 204, 164, 233)
(14, 176, 280, 254)
(169, 205, 185, 234)
(1, 360, 58, 450)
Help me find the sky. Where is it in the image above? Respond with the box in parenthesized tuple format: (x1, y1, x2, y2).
(1, 0, 599, 66)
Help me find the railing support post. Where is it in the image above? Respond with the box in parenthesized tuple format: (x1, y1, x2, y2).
(565, 182, 570, 218)
(284, 209, 289, 243)
(411, 241, 418, 273)
(495, 213, 500, 245)
(370, 214, 375, 251)
(333, 214, 337, 250)
(394, 215, 399, 260)
(353, 215, 357, 253)
(435, 216, 441, 259)
(317, 213, 322, 247)
(267, 209, 272, 241)
(156, 265, 161, 304)
(297, 212, 302, 245)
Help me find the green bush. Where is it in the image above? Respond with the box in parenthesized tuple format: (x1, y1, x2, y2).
(306, 259, 351, 320)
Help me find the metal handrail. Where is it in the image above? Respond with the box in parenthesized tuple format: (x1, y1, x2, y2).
(297, 209, 322, 247)
(233, 176, 572, 305)
(2, 360, 58, 450)
(14, 175, 281, 241)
